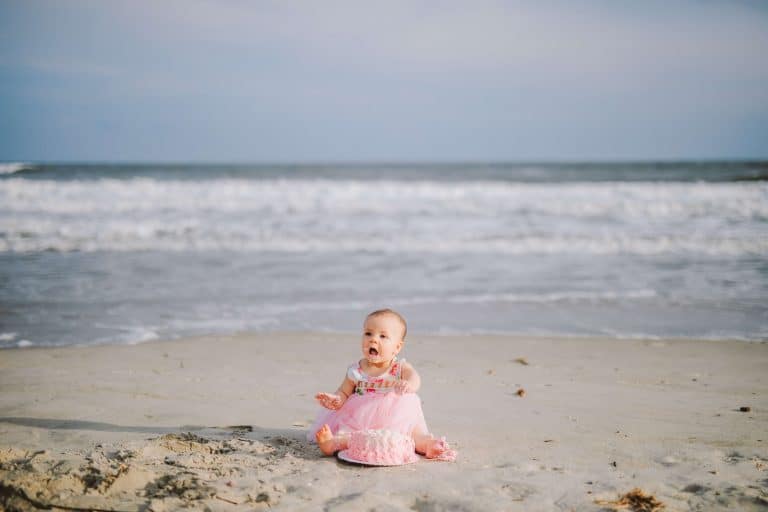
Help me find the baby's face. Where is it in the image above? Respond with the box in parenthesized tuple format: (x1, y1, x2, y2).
(361, 314, 404, 365)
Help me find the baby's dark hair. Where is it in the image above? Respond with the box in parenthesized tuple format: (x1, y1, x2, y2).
(366, 308, 407, 341)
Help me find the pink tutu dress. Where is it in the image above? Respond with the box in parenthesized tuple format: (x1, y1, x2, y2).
(307, 357, 429, 441)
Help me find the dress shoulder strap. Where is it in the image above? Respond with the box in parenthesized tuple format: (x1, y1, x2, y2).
(395, 358, 406, 379)
(347, 361, 364, 381)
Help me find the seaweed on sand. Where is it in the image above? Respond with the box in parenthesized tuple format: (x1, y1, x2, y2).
(595, 488, 665, 512)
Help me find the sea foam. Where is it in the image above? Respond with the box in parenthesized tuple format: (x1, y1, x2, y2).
(1, 178, 766, 256)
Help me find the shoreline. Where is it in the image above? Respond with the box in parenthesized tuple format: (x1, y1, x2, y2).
(1, 332, 766, 510)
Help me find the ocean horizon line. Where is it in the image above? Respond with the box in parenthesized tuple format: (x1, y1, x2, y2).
(3, 158, 768, 167)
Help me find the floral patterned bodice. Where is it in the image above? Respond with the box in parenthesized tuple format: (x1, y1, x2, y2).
(347, 357, 404, 395)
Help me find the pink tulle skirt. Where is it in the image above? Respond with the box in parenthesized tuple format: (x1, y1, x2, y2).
(307, 392, 429, 442)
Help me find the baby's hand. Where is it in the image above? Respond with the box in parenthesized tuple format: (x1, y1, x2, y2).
(393, 380, 411, 395)
(315, 392, 344, 410)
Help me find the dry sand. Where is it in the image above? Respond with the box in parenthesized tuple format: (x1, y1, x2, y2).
(1, 332, 766, 511)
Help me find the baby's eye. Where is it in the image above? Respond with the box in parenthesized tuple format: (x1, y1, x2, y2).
(379, 334, 388, 339)
(364, 331, 372, 336)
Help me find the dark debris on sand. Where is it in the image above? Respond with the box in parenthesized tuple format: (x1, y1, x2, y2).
(595, 488, 665, 512)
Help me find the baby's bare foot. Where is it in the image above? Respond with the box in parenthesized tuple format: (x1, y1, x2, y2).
(425, 437, 457, 462)
(315, 424, 336, 455)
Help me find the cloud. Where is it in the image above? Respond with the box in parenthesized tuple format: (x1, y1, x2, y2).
(1, 0, 767, 160)
(5, 1, 768, 88)
(101, 1, 768, 74)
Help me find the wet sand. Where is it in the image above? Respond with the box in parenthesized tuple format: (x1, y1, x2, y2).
(1, 332, 766, 511)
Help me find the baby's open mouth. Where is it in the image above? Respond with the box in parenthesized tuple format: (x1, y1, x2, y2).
(368, 347, 379, 356)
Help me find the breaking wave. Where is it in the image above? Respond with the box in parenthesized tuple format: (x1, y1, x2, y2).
(1, 178, 766, 256)
(0, 162, 36, 175)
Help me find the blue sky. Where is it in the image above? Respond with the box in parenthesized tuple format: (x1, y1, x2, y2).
(1, 1, 767, 162)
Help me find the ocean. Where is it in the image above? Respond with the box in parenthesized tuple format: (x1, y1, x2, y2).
(1, 161, 767, 348)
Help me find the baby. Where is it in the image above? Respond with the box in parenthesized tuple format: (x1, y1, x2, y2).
(308, 308, 456, 461)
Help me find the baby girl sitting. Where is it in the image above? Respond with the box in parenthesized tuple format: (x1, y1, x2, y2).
(308, 308, 456, 461)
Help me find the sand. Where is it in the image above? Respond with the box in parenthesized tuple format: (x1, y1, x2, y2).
(1, 332, 766, 511)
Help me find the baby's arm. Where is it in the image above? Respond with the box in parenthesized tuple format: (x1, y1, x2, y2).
(394, 361, 421, 394)
(315, 376, 355, 410)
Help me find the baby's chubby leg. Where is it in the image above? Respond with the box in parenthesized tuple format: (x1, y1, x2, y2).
(315, 424, 349, 456)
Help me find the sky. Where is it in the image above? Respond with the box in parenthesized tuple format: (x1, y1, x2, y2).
(1, 0, 767, 163)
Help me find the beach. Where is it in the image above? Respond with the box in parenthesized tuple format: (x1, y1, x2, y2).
(1, 332, 766, 511)
(4, 1, 768, 509)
